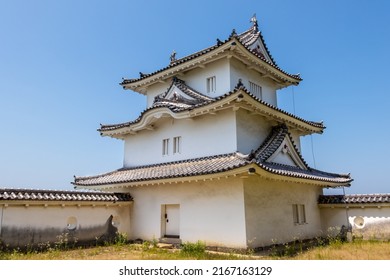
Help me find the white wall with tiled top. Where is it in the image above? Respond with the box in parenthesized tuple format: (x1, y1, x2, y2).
(320, 206, 390, 240)
(0, 202, 131, 249)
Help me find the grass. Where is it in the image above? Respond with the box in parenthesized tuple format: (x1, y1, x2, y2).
(286, 239, 390, 260)
(1, 239, 390, 260)
(0, 241, 252, 260)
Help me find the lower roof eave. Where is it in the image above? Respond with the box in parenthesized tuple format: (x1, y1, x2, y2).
(73, 164, 351, 191)
(251, 165, 352, 187)
(73, 166, 254, 191)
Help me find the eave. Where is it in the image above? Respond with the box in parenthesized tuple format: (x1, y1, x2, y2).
(74, 166, 253, 191)
(74, 161, 350, 192)
(186, 89, 324, 135)
(121, 38, 301, 94)
(318, 203, 390, 209)
(252, 164, 351, 188)
(99, 89, 324, 139)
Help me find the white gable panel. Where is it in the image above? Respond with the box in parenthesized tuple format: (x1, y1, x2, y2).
(164, 85, 196, 101)
(266, 138, 308, 170)
(271, 151, 299, 167)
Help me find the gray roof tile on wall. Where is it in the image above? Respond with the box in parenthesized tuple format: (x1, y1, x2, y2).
(318, 194, 390, 204)
(0, 188, 132, 202)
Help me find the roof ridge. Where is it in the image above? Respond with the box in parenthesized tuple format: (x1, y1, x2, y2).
(121, 20, 301, 87)
(285, 130, 310, 169)
(253, 125, 288, 162)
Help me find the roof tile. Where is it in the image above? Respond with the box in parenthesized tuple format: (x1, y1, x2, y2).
(318, 194, 390, 204)
(75, 125, 352, 187)
(0, 188, 132, 202)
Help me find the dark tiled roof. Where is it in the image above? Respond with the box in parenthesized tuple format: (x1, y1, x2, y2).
(0, 188, 132, 202)
(74, 153, 248, 187)
(260, 162, 351, 184)
(99, 82, 324, 133)
(253, 125, 296, 162)
(235, 85, 324, 130)
(318, 194, 390, 204)
(154, 77, 213, 107)
(74, 125, 352, 187)
(120, 21, 300, 87)
(237, 22, 276, 65)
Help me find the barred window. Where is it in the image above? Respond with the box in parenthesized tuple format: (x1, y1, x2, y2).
(207, 76, 216, 93)
(249, 81, 262, 100)
(292, 204, 306, 225)
(173, 136, 181, 154)
(162, 138, 169, 156)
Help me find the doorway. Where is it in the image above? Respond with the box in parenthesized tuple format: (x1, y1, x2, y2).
(162, 204, 180, 238)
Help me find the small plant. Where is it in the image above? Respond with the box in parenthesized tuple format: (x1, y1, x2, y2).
(151, 236, 158, 248)
(180, 241, 206, 259)
(114, 232, 128, 246)
(142, 240, 152, 251)
(55, 232, 70, 250)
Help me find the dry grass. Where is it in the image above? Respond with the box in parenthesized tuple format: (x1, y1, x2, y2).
(2, 240, 390, 260)
(0, 243, 254, 260)
(271, 240, 390, 260)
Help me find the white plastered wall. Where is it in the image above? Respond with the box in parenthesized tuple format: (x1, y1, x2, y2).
(0, 203, 131, 248)
(118, 178, 248, 248)
(243, 176, 324, 248)
(320, 206, 390, 240)
(230, 58, 278, 106)
(236, 109, 272, 155)
(183, 58, 231, 99)
(145, 58, 231, 108)
(123, 109, 237, 167)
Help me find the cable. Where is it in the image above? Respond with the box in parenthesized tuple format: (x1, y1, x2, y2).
(310, 134, 317, 169)
(292, 85, 296, 115)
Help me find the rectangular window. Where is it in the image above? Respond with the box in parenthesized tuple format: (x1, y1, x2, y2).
(249, 81, 262, 100)
(292, 204, 306, 225)
(162, 138, 169, 156)
(173, 136, 181, 154)
(207, 76, 216, 93)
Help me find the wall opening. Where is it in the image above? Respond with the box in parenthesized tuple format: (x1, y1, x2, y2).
(67, 216, 78, 231)
(161, 204, 180, 238)
(353, 216, 365, 228)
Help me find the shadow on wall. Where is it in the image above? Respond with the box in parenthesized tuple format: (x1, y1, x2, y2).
(0, 215, 118, 251)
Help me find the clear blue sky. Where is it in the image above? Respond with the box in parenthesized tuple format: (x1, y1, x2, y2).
(1, 0, 389, 194)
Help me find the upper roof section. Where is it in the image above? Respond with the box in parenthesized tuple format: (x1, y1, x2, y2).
(121, 15, 302, 94)
(238, 14, 276, 65)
